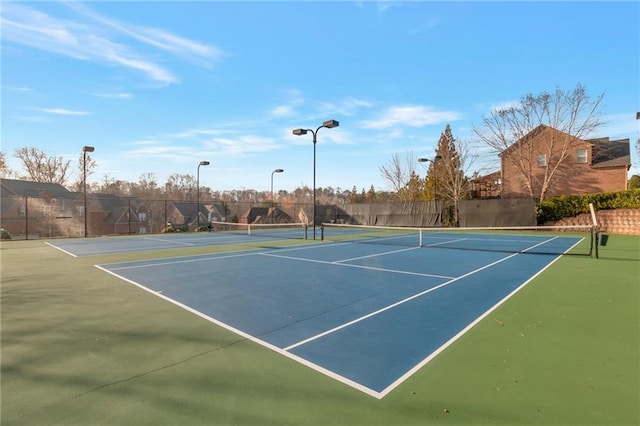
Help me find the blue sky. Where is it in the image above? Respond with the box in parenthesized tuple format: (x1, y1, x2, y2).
(2, 1, 639, 193)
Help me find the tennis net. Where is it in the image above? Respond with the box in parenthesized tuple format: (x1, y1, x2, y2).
(320, 223, 598, 257)
(210, 221, 308, 240)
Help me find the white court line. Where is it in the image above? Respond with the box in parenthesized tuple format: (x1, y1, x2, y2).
(333, 246, 421, 263)
(283, 236, 560, 352)
(423, 238, 468, 247)
(258, 252, 455, 280)
(102, 240, 350, 270)
(105, 250, 263, 271)
(45, 241, 78, 257)
(141, 237, 195, 246)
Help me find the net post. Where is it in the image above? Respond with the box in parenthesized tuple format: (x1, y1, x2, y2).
(588, 203, 599, 259)
(320, 224, 324, 241)
(419, 228, 423, 247)
(247, 223, 251, 236)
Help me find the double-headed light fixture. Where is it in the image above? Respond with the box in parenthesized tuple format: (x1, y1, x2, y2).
(292, 119, 339, 239)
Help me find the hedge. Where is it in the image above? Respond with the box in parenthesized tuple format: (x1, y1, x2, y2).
(537, 189, 640, 223)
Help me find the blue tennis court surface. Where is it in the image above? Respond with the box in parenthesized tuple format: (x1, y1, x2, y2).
(95, 232, 583, 398)
(45, 230, 304, 257)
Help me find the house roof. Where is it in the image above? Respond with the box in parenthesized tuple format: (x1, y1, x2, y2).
(171, 202, 200, 218)
(498, 124, 550, 157)
(0, 178, 73, 198)
(471, 171, 501, 183)
(588, 137, 631, 168)
(88, 193, 137, 224)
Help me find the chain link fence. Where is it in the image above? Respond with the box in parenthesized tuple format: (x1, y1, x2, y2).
(1, 195, 535, 240)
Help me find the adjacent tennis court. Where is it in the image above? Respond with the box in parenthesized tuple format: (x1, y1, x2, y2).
(92, 228, 584, 398)
(45, 222, 309, 257)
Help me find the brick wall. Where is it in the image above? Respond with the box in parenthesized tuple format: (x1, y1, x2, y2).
(546, 208, 640, 236)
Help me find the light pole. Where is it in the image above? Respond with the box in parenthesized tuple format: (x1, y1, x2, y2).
(271, 168, 284, 203)
(82, 146, 94, 237)
(197, 161, 210, 230)
(270, 168, 284, 223)
(292, 119, 339, 239)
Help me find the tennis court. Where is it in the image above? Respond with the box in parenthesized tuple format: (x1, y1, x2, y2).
(91, 227, 584, 398)
(3, 224, 639, 425)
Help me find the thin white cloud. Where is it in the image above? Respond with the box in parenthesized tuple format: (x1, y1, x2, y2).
(488, 100, 519, 112)
(377, 1, 392, 13)
(0, 2, 223, 85)
(36, 108, 90, 116)
(271, 105, 294, 117)
(360, 105, 461, 129)
(408, 17, 440, 35)
(92, 92, 132, 99)
(6, 86, 33, 92)
(204, 135, 281, 155)
(168, 128, 226, 139)
(13, 115, 49, 122)
(318, 97, 374, 116)
(63, 1, 224, 67)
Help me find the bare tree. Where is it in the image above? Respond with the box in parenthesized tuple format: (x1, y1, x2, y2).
(72, 151, 97, 192)
(0, 151, 15, 178)
(164, 173, 197, 201)
(474, 84, 604, 200)
(380, 152, 420, 201)
(14, 147, 71, 184)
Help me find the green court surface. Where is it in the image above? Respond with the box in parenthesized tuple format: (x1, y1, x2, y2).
(1, 235, 639, 425)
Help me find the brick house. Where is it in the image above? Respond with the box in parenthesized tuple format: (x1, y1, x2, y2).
(0, 178, 152, 238)
(86, 194, 151, 236)
(499, 125, 630, 199)
(0, 178, 79, 238)
(166, 202, 227, 230)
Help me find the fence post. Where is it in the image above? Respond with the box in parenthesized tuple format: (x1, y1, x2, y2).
(25, 196, 29, 240)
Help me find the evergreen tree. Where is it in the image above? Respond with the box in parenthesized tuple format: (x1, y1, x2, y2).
(432, 124, 472, 226)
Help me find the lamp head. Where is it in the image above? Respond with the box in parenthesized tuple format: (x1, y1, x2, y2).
(199, 161, 210, 166)
(292, 129, 308, 136)
(274, 168, 284, 173)
(322, 119, 339, 129)
(82, 146, 95, 153)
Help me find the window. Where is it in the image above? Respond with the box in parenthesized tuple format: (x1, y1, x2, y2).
(138, 212, 147, 221)
(537, 153, 547, 167)
(576, 149, 588, 164)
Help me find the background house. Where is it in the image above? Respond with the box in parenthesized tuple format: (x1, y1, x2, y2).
(1, 178, 152, 238)
(1, 178, 79, 238)
(470, 171, 502, 199)
(166, 202, 227, 230)
(86, 194, 151, 236)
(499, 125, 630, 199)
